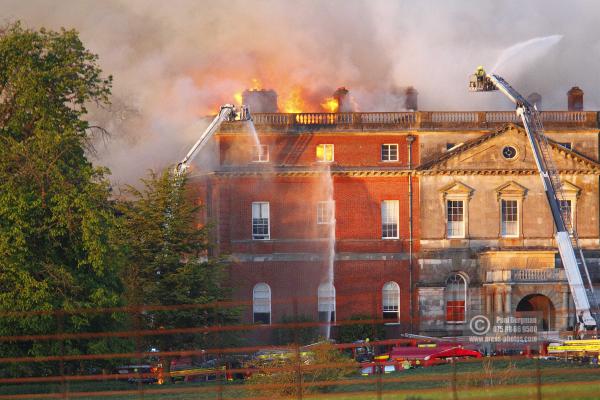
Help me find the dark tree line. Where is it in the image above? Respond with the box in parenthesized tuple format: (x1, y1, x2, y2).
(0, 22, 236, 377)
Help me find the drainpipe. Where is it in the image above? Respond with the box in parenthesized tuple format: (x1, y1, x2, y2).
(406, 135, 415, 333)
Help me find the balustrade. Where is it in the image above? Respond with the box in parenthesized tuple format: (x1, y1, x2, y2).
(236, 111, 598, 130)
(486, 269, 566, 283)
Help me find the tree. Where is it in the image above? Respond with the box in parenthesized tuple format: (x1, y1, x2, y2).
(0, 22, 123, 375)
(117, 169, 239, 375)
(274, 314, 320, 346)
(246, 342, 357, 397)
(337, 314, 385, 344)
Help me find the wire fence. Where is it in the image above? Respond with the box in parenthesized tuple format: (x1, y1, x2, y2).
(1, 291, 600, 400)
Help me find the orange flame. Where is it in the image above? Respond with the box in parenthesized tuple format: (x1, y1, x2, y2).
(233, 91, 243, 105)
(251, 78, 262, 90)
(321, 97, 339, 113)
(282, 87, 305, 113)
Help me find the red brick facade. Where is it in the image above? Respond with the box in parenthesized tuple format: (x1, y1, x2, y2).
(191, 111, 600, 338)
(195, 129, 420, 334)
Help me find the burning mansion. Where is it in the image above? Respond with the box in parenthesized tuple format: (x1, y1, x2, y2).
(189, 86, 600, 340)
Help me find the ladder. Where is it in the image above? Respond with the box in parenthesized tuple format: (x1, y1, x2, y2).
(528, 109, 600, 321)
(479, 73, 599, 327)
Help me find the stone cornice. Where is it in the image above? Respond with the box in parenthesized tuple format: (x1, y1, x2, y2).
(195, 168, 599, 179)
(212, 168, 412, 177)
(417, 169, 597, 175)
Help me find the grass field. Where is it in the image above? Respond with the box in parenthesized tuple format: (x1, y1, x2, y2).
(2, 358, 600, 400)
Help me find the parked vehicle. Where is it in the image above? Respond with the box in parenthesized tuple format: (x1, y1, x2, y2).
(115, 364, 161, 384)
(358, 343, 482, 375)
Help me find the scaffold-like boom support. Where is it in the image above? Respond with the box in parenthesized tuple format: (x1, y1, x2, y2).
(469, 67, 599, 328)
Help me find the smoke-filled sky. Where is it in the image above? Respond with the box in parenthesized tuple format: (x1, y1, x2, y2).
(2, 0, 600, 184)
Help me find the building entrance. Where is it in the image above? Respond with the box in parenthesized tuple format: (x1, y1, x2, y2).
(516, 294, 555, 331)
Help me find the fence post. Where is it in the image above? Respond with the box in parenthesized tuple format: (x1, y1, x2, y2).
(216, 302, 223, 400)
(133, 306, 144, 400)
(452, 358, 458, 400)
(57, 311, 68, 399)
(292, 298, 303, 400)
(371, 291, 382, 400)
(536, 356, 542, 400)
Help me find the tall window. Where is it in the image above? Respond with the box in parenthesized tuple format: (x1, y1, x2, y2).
(318, 282, 336, 323)
(445, 274, 467, 323)
(501, 199, 519, 237)
(446, 200, 465, 238)
(441, 181, 472, 240)
(316, 144, 334, 162)
(381, 200, 399, 239)
(253, 283, 271, 324)
(317, 201, 335, 225)
(252, 202, 270, 240)
(381, 144, 398, 162)
(252, 145, 269, 162)
(560, 199, 573, 228)
(382, 281, 400, 320)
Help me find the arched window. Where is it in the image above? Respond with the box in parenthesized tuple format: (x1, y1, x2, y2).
(318, 282, 336, 323)
(253, 283, 271, 324)
(445, 274, 467, 323)
(382, 281, 400, 320)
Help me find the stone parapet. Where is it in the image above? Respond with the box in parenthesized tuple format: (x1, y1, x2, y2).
(486, 268, 567, 283)
(220, 111, 598, 133)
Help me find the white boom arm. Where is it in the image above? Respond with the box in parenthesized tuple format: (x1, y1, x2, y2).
(470, 69, 598, 328)
(176, 104, 250, 175)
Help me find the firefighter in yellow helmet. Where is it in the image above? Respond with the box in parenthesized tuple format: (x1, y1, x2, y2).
(476, 66, 486, 79)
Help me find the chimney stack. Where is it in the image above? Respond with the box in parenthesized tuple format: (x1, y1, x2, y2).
(567, 86, 584, 111)
(242, 89, 278, 113)
(333, 87, 352, 112)
(404, 86, 418, 111)
(527, 92, 542, 109)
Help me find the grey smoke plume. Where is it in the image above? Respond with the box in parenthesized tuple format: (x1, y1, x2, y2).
(2, 0, 599, 183)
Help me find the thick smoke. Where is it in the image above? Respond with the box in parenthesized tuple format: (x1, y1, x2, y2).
(2, 0, 599, 183)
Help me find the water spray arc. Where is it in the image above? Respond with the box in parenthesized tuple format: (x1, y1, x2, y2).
(491, 35, 563, 74)
(322, 165, 336, 340)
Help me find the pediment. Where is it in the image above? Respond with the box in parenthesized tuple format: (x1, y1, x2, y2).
(561, 180, 581, 198)
(439, 181, 474, 199)
(418, 124, 600, 174)
(495, 181, 527, 199)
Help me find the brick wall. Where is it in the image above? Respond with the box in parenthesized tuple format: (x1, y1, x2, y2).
(218, 132, 418, 167)
(198, 131, 419, 330)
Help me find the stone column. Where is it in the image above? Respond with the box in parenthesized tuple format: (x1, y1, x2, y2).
(504, 286, 512, 315)
(562, 288, 571, 331)
(495, 288, 504, 315)
(486, 289, 493, 315)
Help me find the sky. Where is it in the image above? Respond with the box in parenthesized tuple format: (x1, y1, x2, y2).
(1, 0, 599, 184)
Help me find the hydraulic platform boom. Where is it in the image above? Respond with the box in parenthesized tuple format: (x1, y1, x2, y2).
(176, 104, 251, 175)
(470, 68, 599, 328)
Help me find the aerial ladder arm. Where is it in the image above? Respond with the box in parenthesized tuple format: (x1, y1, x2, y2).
(470, 67, 598, 328)
(176, 104, 251, 175)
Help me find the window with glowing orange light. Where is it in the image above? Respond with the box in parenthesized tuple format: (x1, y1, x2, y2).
(445, 273, 467, 323)
(316, 144, 334, 162)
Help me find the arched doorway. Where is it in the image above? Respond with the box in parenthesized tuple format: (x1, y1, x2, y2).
(516, 294, 555, 331)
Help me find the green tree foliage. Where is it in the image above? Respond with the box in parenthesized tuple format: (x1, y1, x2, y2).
(337, 314, 385, 344)
(246, 342, 357, 397)
(274, 314, 320, 346)
(0, 22, 123, 375)
(117, 170, 239, 371)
